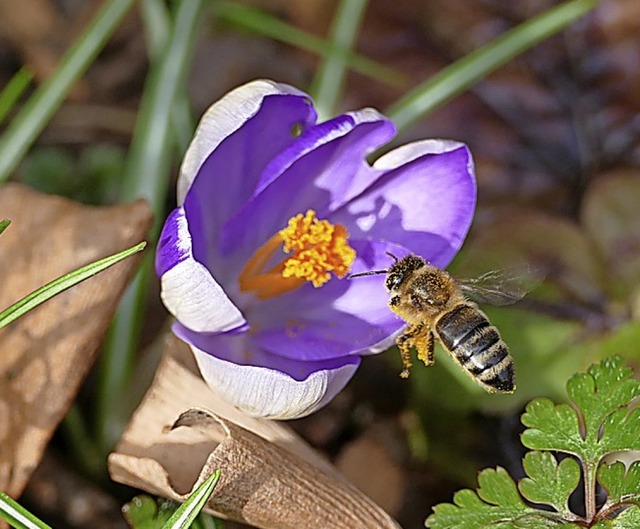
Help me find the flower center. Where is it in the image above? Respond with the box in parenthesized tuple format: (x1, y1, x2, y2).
(238, 210, 356, 299)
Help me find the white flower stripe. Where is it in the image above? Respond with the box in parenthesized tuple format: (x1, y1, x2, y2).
(158, 208, 245, 333)
(191, 346, 359, 419)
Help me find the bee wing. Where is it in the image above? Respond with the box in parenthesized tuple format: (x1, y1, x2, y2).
(457, 266, 542, 306)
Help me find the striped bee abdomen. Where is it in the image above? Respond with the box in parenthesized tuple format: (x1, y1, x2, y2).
(435, 304, 515, 393)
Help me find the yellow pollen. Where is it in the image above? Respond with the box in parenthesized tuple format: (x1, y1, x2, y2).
(238, 209, 356, 299)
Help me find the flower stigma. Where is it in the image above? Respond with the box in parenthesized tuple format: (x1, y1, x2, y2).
(239, 209, 356, 299)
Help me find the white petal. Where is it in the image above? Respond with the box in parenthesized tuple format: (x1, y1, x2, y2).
(191, 346, 359, 420)
(373, 138, 470, 169)
(161, 261, 245, 333)
(178, 79, 310, 203)
(158, 207, 245, 333)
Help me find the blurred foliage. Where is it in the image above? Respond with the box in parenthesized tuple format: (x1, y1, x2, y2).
(17, 145, 125, 203)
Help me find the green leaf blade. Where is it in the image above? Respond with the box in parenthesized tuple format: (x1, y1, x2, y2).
(386, 0, 597, 133)
(598, 460, 640, 509)
(426, 467, 548, 529)
(0, 241, 146, 329)
(568, 357, 640, 447)
(216, 0, 406, 88)
(97, 0, 205, 454)
(477, 467, 527, 507)
(162, 470, 221, 529)
(0, 491, 52, 529)
(310, 0, 368, 119)
(0, 67, 33, 126)
(518, 452, 580, 516)
(123, 496, 176, 529)
(521, 399, 583, 455)
(599, 408, 640, 456)
(0, 0, 137, 182)
(612, 505, 640, 527)
(429, 357, 640, 528)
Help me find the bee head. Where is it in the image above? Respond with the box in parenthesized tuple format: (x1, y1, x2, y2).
(385, 254, 426, 291)
(348, 253, 427, 291)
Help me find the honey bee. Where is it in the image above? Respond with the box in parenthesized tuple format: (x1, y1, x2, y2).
(350, 254, 532, 393)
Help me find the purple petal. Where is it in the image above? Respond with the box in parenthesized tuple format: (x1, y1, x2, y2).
(249, 239, 407, 361)
(333, 140, 476, 267)
(218, 110, 396, 259)
(183, 83, 317, 270)
(174, 322, 360, 419)
(156, 206, 246, 333)
(178, 80, 316, 202)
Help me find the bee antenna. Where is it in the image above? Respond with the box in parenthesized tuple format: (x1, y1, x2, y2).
(348, 269, 388, 279)
(385, 251, 399, 264)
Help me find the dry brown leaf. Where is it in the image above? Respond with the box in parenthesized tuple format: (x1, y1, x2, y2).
(109, 335, 401, 529)
(0, 182, 152, 497)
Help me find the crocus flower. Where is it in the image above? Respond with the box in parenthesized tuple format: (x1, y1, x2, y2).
(156, 80, 476, 419)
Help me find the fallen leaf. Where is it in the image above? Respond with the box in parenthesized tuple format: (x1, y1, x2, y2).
(109, 335, 401, 529)
(0, 182, 152, 497)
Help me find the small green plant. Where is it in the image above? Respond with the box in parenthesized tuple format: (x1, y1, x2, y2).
(122, 470, 222, 529)
(0, 470, 221, 529)
(426, 356, 640, 528)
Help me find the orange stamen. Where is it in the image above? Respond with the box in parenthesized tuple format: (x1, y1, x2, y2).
(238, 210, 356, 299)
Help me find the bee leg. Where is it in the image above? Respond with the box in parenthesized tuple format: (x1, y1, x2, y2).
(416, 329, 435, 367)
(396, 323, 425, 378)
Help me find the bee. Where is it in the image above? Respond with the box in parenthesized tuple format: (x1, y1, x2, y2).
(350, 254, 531, 393)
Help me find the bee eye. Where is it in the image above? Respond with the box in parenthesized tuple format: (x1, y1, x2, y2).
(386, 274, 403, 290)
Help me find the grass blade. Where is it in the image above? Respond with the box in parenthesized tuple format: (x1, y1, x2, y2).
(0, 241, 146, 330)
(0, 67, 33, 126)
(120, 0, 204, 228)
(216, 0, 407, 88)
(0, 0, 137, 182)
(162, 471, 221, 529)
(310, 0, 369, 119)
(386, 0, 597, 133)
(140, 0, 196, 158)
(0, 491, 53, 529)
(141, 0, 172, 58)
(0, 219, 10, 236)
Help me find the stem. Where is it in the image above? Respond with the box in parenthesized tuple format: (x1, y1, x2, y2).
(584, 461, 597, 522)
